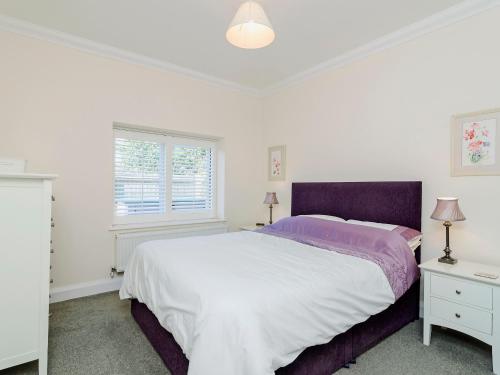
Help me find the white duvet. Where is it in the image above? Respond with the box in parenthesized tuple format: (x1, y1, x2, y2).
(120, 231, 395, 375)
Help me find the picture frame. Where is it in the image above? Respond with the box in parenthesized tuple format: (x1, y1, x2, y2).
(268, 145, 286, 181)
(451, 108, 500, 176)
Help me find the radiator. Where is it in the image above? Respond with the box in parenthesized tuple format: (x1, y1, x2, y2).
(114, 222, 228, 272)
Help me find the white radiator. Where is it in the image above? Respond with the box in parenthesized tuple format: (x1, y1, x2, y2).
(114, 222, 228, 272)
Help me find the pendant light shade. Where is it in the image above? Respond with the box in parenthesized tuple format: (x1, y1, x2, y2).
(226, 1, 275, 49)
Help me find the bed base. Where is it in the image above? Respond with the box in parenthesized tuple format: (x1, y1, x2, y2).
(131, 278, 419, 375)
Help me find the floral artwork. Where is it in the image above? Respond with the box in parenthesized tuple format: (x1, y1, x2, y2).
(461, 119, 496, 167)
(451, 108, 500, 176)
(271, 150, 281, 176)
(268, 145, 286, 181)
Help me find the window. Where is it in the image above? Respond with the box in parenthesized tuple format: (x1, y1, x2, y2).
(172, 144, 214, 212)
(113, 126, 218, 224)
(114, 136, 166, 217)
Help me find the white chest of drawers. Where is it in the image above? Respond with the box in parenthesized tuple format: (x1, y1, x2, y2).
(0, 173, 56, 375)
(420, 258, 500, 374)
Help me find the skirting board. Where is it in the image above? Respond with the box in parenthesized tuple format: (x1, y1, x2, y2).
(50, 276, 123, 304)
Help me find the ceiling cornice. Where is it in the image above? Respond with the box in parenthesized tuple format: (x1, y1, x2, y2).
(0, 0, 498, 98)
(261, 0, 500, 96)
(0, 14, 261, 97)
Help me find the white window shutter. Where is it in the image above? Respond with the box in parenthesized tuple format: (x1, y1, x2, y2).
(171, 144, 214, 211)
(114, 137, 166, 217)
(113, 126, 217, 223)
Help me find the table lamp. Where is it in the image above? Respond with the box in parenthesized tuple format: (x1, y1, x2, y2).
(264, 192, 279, 224)
(430, 197, 466, 264)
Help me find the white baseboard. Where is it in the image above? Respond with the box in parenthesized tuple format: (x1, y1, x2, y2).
(50, 276, 123, 303)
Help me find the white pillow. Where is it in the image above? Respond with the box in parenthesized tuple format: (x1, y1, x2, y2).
(301, 214, 345, 222)
(408, 236, 423, 252)
(346, 219, 397, 231)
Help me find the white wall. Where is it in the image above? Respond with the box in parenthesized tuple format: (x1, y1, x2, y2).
(263, 8, 500, 266)
(2, 7, 500, 293)
(0, 30, 265, 288)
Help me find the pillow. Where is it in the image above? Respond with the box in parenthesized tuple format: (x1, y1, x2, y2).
(346, 219, 422, 253)
(346, 219, 397, 231)
(408, 236, 422, 252)
(301, 214, 345, 222)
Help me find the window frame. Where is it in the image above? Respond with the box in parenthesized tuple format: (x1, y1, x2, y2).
(112, 126, 218, 225)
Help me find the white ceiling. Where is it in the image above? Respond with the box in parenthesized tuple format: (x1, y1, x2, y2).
(0, 0, 470, 90)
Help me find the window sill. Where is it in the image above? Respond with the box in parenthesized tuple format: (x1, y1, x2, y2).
(109, 218, 227, 232)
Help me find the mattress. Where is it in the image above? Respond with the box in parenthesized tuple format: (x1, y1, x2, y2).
(120, 229, 407, 375)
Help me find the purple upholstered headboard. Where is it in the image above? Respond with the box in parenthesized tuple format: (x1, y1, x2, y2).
(291, 181, 422, 261)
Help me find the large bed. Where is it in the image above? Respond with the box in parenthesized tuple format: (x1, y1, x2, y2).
(121, 181, 422, 375)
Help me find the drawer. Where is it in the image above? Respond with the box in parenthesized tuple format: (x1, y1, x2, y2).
(431, 297, 492, 334)
(430, 274, 492, 309)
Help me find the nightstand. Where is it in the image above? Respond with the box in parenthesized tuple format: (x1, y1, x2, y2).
(420, 258, 500, 374)
(239, 225, 265, 231)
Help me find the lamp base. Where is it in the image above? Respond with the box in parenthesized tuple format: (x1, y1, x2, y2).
(438, 252, 457, 265)
(438, 225, 457, 265)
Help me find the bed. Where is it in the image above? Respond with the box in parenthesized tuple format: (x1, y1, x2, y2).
(123, 181, 422, 375)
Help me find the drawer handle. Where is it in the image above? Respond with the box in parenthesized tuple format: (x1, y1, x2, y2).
(455, 313, 461, 318)
(455, 290, 461, 295)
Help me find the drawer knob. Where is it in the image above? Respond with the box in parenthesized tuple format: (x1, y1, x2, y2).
(455, 313, 461, 318)
(455, 290, 461, 295)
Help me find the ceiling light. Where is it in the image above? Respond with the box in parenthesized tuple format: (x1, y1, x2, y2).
(226, 1, 275, 49)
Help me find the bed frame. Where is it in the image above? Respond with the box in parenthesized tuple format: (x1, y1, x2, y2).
(131, 181, 422, 374)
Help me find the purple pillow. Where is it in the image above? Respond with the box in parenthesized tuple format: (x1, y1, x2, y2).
(393, 226, 422, 241)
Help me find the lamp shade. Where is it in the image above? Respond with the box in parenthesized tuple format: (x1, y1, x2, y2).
(430, 197, 466, 222)
(226, 1, 275, 49)
(263, 192, 279, 205)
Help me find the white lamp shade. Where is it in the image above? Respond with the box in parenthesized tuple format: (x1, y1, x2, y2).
(226, 1, 275, 49)
(430, 197, 466, 222)
(263, 192, 279, 205)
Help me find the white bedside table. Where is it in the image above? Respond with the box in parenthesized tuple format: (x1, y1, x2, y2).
(239, 225, 265, 231)
(420, 258, 500, 374)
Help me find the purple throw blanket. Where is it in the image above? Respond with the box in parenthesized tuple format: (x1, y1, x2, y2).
(258, 217, 419, 299)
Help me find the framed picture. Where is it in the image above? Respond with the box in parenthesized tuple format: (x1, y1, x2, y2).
(451, 108, 500, 176)
(268, 145, 286, 181)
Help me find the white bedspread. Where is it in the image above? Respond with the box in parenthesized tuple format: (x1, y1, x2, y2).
(120, 231, 395, 375)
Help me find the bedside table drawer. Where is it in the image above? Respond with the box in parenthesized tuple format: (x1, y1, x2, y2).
(430, 297, 492, 334)
(431, 274, 492, 309)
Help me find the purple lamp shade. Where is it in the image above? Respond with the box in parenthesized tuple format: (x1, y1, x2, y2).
(263, 192, 279, 205)
(430, 197, 466, 222)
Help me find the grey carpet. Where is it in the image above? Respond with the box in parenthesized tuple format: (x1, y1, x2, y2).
(0, 292, 491, 375)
